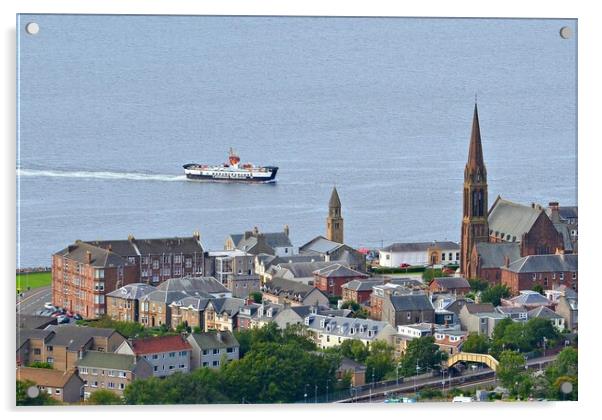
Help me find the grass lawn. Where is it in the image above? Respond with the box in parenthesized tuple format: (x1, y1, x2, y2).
(16, 272, 51, 292)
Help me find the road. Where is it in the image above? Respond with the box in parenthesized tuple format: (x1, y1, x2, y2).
(16, 286, 52, 315)
(336, 353, 559, 403)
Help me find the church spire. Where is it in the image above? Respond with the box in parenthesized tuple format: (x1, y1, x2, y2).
(329, 186, 341, 208)
(327, 187, 344, 243)
(466, 103, 485, 171)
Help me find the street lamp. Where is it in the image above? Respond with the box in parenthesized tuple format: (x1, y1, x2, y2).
(326, 379, 331, 403)
(314, 384, 318, 404)
(304, 384, 309, 404)
(543, 336, 547, 357)
(396, 363, 400, 386)
(372, 368, 375, 389)
(414, 360, 421, 393)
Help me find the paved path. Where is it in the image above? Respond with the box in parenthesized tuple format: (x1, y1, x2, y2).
(16, 286, 52, 315)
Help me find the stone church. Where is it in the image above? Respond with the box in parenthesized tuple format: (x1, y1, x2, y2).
(460, 104, 573, 285)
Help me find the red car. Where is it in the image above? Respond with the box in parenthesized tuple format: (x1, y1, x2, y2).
(399, 263, 411, 268)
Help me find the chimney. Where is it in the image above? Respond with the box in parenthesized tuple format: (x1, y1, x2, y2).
(78, 349, 84, 360)
(253, 226, 259, 236)
(283, 224, 290, 237)
(549, 202, 560, 223)
(128, 234, 135, 242)
(107, 244, 112, 252)
(531, 203, 536, 209)
(504, 256, 510, 268)
(86, 251, 92, 264)
(555, 248, 565, 255)
(193, 231, 201, 241)
(244, 231, 252, 240)
(216, 331, 223, 343)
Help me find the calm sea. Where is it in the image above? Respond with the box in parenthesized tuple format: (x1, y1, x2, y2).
(17, 15, 577, 267)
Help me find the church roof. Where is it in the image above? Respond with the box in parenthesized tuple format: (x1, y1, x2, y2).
(488, 198, 544, 241)
(475, 242, 521, 269)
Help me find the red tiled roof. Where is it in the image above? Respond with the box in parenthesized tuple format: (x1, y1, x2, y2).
(130, 335, 192, 355)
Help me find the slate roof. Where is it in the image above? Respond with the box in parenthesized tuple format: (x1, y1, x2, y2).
(430, 277, 470, 290)
(342, 279, 385, 292)
(16, 315, 57, 330)
(475, 242, 521, 268)
(553, 223, 574, 252)
(17, 367, 82, 388)
(188, 331, 239, 350)
(129, 335, 192, 355)
(528, 306, 563, 320)
(54, 241, 128, 267)
(488, 198, 543, 241)
(258, 254, 324, 269)
(84, 239, 138, 257)
(230, 230, 292, 250)
(131, 236, 204, 255)
(45, 326, 119, 350)
(313, 264, 368, 278)
(463, 303, 496, 314)
(106, 283, 157, 300)
(273, 260, 347, 278)
(340, 357, 366, 372)
(306, 315, 392, 340)
(17, 328, 54, 350)
(380, 241, 459, 253)
(141, 289, 190, 304)
(169, 296, 212, 311)
(157, 276, 229, 295)
(299, 236, 342, 254)
(263, 277, 314, 297)
(76, 351, 140, 371)
(558, 206, 578, 220)
(389, 294, 434, 312)
(207, 297, 246, 316)
(508, 291, 552, 307)
(504, 254, 578, 273)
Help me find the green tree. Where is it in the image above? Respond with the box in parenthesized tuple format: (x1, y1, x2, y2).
(461, 332, 490, 354)
(544, 347, 578, 400)
(422, 268, 445, 283)
(523, 318, 559, 350)
(339, 339, 369, 363)
(87, 389, 123, 405)
(27, 361, 53, 369)
(249, 291, 263, 303)
(532, 284, 545, 295)
(480, 284, 511, 306)
(365, 340, 396, 382)
(496, 350, 529, 397)
(468, 278, 489, 292)
(340, 300, 360, 311)
(16, 380, 59, 406)
(398, 336, 444, 377)
(175, 322, 190, 334)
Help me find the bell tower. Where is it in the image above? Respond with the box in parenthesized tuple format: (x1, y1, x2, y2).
(327, 187, 344, 243)
(461, 103, 489, 277)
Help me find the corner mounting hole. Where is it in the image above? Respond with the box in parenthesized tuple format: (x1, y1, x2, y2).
(559, 26, 571, 39)
(26, 22, 39, 35)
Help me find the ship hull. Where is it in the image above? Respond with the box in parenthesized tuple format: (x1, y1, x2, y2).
(183, 164, 278, 183)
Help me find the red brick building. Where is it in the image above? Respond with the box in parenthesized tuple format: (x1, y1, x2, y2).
(428, 277, 471, 295)
(52, 234, 205, 319)
(341, 279, 384, 304)
(500, 254, 578, 295)
(313, 263, 369, 297)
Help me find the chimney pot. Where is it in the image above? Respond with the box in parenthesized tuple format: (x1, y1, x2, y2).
(86, 250, 92, 264)
(283, 224, 290, 237)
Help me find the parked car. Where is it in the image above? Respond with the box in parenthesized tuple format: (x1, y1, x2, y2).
(73, 314, 83, 321)
(44, 302, 55, 310)
(57, 315, 70, 324)
(399, 263, 411, 268)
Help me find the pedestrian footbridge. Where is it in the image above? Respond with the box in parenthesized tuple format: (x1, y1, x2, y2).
(444, 352, 499, 372)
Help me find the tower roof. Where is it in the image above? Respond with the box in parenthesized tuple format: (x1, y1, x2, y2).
(466, 103, 485, 170)
(329, 187, 341, 208)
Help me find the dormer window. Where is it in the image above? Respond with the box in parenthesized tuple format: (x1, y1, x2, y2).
(304, 316, 311, 326)
(320, 319, 326, 328)
(350, 327, 356, 335)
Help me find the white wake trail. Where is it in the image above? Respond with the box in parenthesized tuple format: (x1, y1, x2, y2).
(17, 168, 187, 182)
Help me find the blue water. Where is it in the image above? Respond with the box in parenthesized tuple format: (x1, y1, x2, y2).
(17, 15, 577, 267)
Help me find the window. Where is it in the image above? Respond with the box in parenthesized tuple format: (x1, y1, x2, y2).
(153, 366, 158, 372)
(202, 350, 208, 356)
(441, 253, 446, 261)
(179, 351, 187, 356)
(185, 258, 192, 268)
(407, 312, 411, 320)
(213, 361, 219, 367)
(152, 275, 159, 283)
(226, 347, 234, 353)
(108, 370, 115, 377)
(169, 352, 176, 358)
(169, 365, 175, 370)
(118, 371, 126, 378)
(552, 273, 556, 279)
(572, 272, 577, 279)
(174, 267, 181, 276)
(34, 348, 41, 355)
(174, 255, 182, 264)
(153, 260, 159, 269)
(449, 252, 453, 260)
(46, 345, 53, 352)
(213, 349, 219, 355)
(94, 269, 105, 279)
(80, 367, 88, 374)
(386, 254, 390, 260)
(179, 364, 185, 369)
(55, 389, 61, 394)
(152, 354, 159, 360)
(119, 383, 125, 390)
(108, 382, 115, 389)
(560, 273, 565, 280)
(46, 357, 54, 364)
(456, 252, 460, 260)
(91, 369, 98, 375)
(128, 257, 136, 264)
(202, 362, 208, 367)
(91, 381, 98, 388)
(142, 256, 150, 265)
(532, 273, 537, 280)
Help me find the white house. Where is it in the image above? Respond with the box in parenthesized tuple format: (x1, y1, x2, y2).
(378, 241, 460, 268)
(304, 315, 396, 349)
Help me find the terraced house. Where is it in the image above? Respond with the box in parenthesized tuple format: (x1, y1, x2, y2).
(76, 351, 153, 399)
(116, 335, 192, 377)
(304, 315, 396, 349)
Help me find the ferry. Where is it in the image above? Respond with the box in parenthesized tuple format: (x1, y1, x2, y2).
(183, 148, 278, 183)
